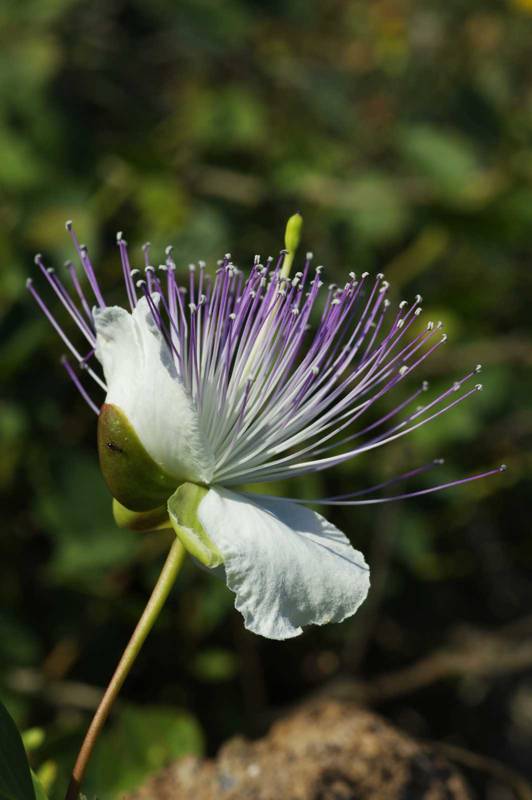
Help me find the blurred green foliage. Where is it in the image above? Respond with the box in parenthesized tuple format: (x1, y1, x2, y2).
(1, 0, 532, 797)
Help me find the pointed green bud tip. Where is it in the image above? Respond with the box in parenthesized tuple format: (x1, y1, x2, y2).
(113, 499, 170, 532)
(98, 403, 177, 512)
(281, 213, 303, 279)
(284, 212, 303, 255)
(167, 482, 223, 568)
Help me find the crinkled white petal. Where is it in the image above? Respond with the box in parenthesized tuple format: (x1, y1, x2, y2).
(198, 487, 370, 640)
(94, 297, 214, 484)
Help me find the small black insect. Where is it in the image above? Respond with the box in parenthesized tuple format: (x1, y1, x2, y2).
(106, 441, 124, 454)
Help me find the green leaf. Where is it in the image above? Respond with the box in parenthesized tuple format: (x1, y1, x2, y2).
(30, 773, 47, 800)
(191, 648, 238, 683)
(85, 704, 203, 798)
(35, 454, 139, 587)
(398, 125, 481, 200)
(0, 698, 35, 800)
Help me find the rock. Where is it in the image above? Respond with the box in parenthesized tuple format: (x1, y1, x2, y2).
(127, 699, 471, 799)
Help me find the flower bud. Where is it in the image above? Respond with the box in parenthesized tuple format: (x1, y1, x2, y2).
(281, 212, 303, 278)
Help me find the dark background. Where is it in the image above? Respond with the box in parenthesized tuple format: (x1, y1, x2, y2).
(1, 1, 531, 797)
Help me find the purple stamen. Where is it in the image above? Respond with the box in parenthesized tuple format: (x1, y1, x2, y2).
(65, 260, 94, 323)
(61, 356, 100, 414)
(246, 464, 505, 506)
(29, 226, 503, 504)
(66, 221, 106, 308)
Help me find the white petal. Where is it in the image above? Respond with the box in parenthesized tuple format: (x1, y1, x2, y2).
(94, 297, 214, 484)
(198, 487, 370, 640)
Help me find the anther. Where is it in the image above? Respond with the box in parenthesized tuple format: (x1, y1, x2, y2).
(65, 220, 73, 231)
(499, 464, 507, 472)
(475, 383, 483, 391)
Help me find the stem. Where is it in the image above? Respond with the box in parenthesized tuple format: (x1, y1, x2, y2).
(65, 538, 185, 800)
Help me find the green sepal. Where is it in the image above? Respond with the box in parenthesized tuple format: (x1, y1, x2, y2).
(98, 403, 177, 511)
(167, 483, 223, 568)
(113, 499, 170, 531)
(31, 771, 49, 800)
